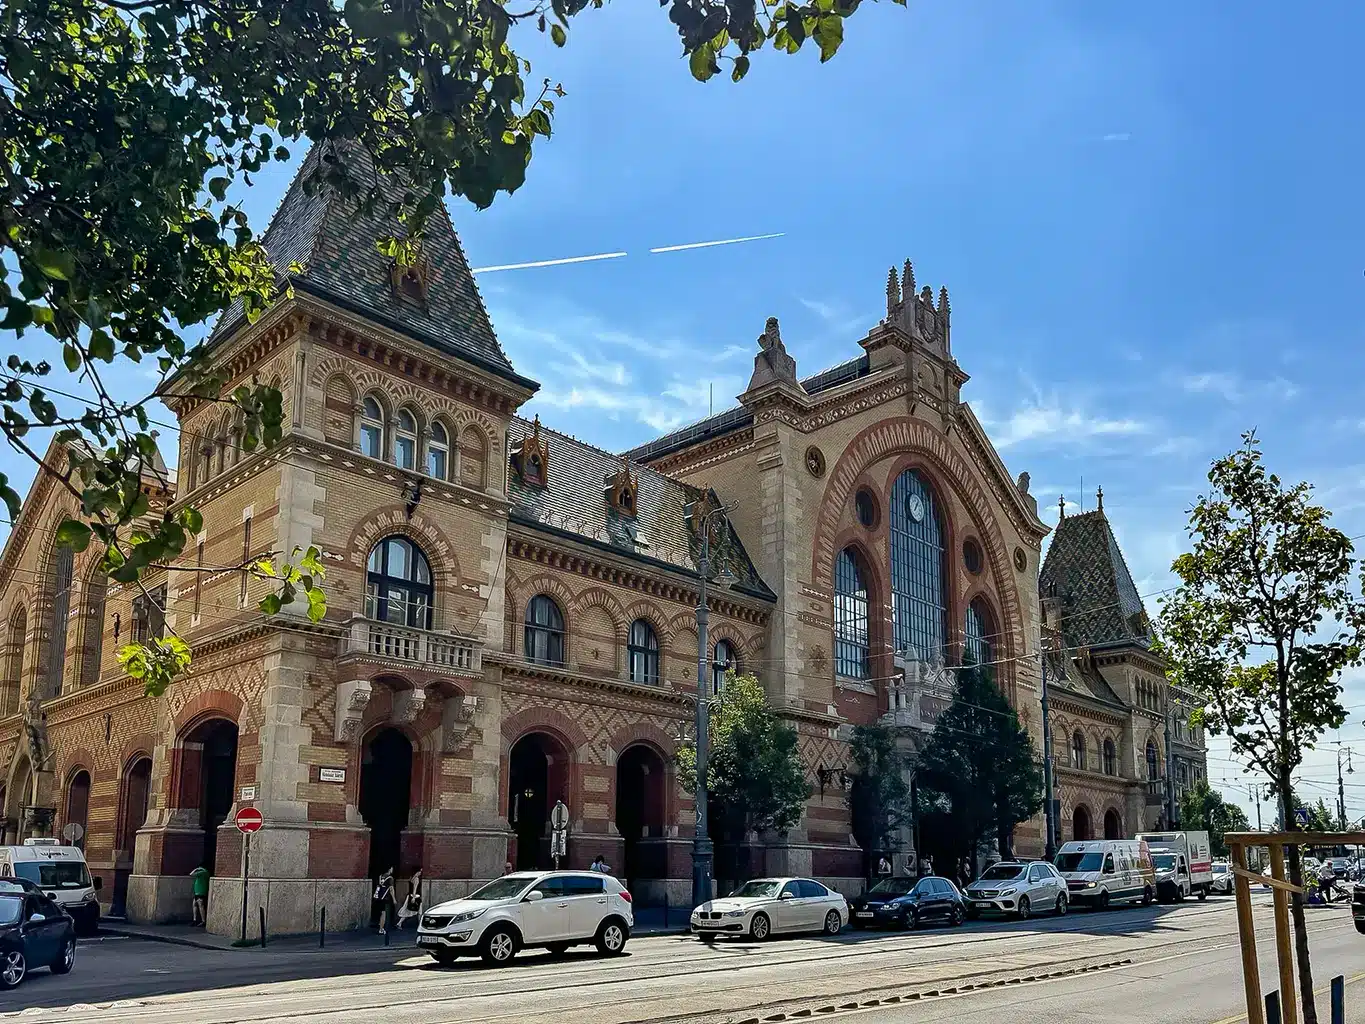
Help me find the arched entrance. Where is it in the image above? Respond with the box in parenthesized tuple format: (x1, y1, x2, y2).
(1104, 808, 1122, 840)
(178, 718, 239, 874)
(508, 732, 569, 870)
(1072, 804, 1093, 842)
(616, 745, 666, 891)
(6, 755, 32, 842)
(64, 770, 90, 849)
(359, 728, 414, 881)
(113, 757, 152, 915)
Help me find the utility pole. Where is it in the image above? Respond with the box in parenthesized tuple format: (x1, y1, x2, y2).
(1040, 632, 1056, 860)
(1163, 694, 1177, 829)
(1337, 746, 1354, 831)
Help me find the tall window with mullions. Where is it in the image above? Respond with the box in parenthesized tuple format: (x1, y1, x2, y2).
(889, 469, 946, 662)
(833, 548, 870, 679)
(963, 597, 993, 668)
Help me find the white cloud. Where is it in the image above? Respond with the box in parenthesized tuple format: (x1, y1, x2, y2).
(982, 394, 1151, 450)
(1177, 371, 1300, 403)
(1101, 132, 1132, 142)
(799, 296, 871, 338)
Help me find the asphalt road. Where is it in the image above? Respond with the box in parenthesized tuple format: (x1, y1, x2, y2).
(2, 896, 1361, 1024)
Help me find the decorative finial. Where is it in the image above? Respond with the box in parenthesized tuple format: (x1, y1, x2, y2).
(1058, 494, 1066, 520)
(886, 267, 900, 317)
(903, 259, 915, 295)
(1096, 485, 1104, 512)
(938, 285, 950, 316)
(920, 284, 933, 305)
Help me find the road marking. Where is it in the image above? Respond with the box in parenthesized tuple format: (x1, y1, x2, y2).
(1206, 970, 1365, 1024)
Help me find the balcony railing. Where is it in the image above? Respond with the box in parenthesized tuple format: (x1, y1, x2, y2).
(344, 616, 481, 675)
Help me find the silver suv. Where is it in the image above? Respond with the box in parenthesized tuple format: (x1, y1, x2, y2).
(964, 860, 1068, 919)
(417, 870, 633, 965)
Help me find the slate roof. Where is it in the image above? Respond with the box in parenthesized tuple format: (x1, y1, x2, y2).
(506, 418, 774, 601)
(1043, 649, 1126, 708)
(1039, 508, 1151, 651)
(210, 142, 535, 390)
(626, 353, 871, 463)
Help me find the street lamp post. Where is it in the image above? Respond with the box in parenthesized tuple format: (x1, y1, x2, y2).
(1040, 639, 1056, 860)
(1336, 745, 1355, 830)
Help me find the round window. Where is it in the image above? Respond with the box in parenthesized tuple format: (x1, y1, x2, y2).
(855, 490, 877, 529)
(963, 537, 983, 575)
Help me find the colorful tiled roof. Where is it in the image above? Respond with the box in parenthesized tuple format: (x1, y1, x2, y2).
(1040, 508, 1151, 651)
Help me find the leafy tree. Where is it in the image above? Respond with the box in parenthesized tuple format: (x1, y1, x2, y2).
(1156, 431, 1365, 1024)
(916, 663, 1043, 871)
(1178, 779, 1251, 858)
(677, 673, 811, 889)
(846, 723, 911, 879)
(0, 0, 901, 694)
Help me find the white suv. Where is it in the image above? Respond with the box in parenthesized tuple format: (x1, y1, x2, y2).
(417, 870, 633, 966)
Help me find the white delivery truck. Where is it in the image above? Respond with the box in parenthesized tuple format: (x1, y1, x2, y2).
(1136, 831, 1213, 902)
(0, 839, 101, 934)
(1054, 839, 1157, 908)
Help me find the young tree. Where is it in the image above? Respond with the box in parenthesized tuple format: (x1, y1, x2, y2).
(1, 0, 901, 693)
(1178, 779, 1251, 858)
(1157, 431, 1365, 1024)
(916, 663, 1043, 869)
(846, 723, 912, 880)
(676, 673, 811, 889)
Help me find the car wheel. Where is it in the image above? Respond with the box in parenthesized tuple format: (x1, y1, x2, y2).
(479, 926, 519, 966)
(431, 949, 460, 966)
(1017, 896, 1031, 921)
(1055, 894, 1067, 917)
(949, 906, 964, 927)
(1142, 886, 1154, 906)
(1197, 887, 1207, 902)
(595, 919, 628, 956)
(823, 910, 842, 936)
(1098, 890, 1111, 912)
(1174, 884, 1186, 903)
(546, 943, 570, 957)
(903, 908, 919, 930)
(0, 951, 24, 990)
(749, 913, 771, 941)
(1356, 921, 1365, 935)
(51, 937, 76, 975)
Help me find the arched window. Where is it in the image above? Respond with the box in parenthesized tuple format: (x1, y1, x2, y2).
(41, 544, 75, 698)
(963, 597, 994, 668)
(365, 536, 433, 629)
(889, 469, 946, 662)
(1071, 731, 1086, 771)
(627, 619, 660, 685)
(428, 420, 450, 480)
(1146, 740, 1159, 780)
(130, 583, 167, 643)
(833, 548, 869, 679)
(360, 395, 385, 459)
(1102, 738, 1117, 777)
(78, 571, 106, 688)
(2, 607, 25, 715)
(395, 408, 418, 470)
(712, 638, 735, 695)
(524, 595, 565, 666)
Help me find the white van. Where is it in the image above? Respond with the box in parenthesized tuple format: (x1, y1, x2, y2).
(0, 840, 101, 935)
(1054, 839, 1156, 908)
(1136, 831, 1214, 901)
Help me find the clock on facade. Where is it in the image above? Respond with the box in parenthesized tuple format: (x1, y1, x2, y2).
(907, 493, 925, 523)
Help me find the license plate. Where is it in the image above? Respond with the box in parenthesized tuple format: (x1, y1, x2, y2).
(417, 936, 443, 946)
(695, 922, 720, 929)
(973, 901, 991, 907)
(855, 912, 873, 918)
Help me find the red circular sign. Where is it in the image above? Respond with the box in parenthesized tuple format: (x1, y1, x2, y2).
(234, 807, 264, 834)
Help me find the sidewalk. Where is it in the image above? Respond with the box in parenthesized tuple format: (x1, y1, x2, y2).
(99, 906, 688, 952)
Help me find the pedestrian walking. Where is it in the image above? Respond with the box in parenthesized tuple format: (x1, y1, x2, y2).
(373, 867, 397, 934)
(189, 864, 210, 926)
(396, 868, 423, 929)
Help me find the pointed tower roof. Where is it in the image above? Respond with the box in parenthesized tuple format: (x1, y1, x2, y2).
(1039, 500, 1150, 650)
(211, 142, 534, 390)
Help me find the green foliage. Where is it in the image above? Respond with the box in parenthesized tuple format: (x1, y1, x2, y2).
(917, 663, 1043, 863)
(1178, 779, 1251, 858)
(846, 723, 911, 871)
(117, 634, 192, 699)
(254, 546, 329, 623)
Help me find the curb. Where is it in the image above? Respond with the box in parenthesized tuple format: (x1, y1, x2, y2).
(97, 924, 231, 951)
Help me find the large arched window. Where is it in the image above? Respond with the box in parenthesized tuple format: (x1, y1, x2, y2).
(41, 544, 75, 698)
(833, 548, 869, 679)
(360, 395, 385, 459)
(963, 597, 993, 668)
(1103, 738, 1117, 777)
(365, 536, 433, 629)
(1071, 731, 1086, 771)
(394, 408, 418, 470)
(524, 595, 565, 666)
(428, 420, 450, 480)
(889, 469, 946, 662)
(78, 570, 106, 688)
(1146, 740, 1159, 780)
(712, 639, 735, 695)
(2, 606, 25, 715)
(627, 619, 660, 685)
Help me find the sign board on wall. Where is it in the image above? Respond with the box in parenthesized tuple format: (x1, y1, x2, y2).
(239, 785, 257, 801)
(319, 768, 346, 784)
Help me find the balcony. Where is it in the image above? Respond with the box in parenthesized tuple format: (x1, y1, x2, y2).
(343, 616, 482, 677)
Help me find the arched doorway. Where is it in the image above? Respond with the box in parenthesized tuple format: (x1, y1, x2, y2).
(179, 718, 239, 874)
(114, 756, 152, 915)
(1104, 808, 1122, 840)
(64, 770, 90, 850)
(616, 745, 666, 891)
(359, 728, 414, 881)
(508, 732, 569, 870)
(1072, 804, 1093, 841)
(7, 755, 32, 842)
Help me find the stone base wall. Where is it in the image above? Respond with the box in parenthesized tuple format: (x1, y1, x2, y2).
(126, 873, 194, 924)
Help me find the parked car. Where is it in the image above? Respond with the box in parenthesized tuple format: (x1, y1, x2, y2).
(1054, 840, 1155, 908)
(1327, 857, 1353, 881)
(852, 875, 965, 929)
(964, 861, 1066, 919)
(691, 878, 847, 941)
(416, 870, 632, 966)
(1209, 863, 1233, 895)
(848, 877, 917, 929)
(0, 891, 77, 990)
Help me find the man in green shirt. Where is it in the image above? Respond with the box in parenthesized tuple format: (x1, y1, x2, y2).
(190, 865, 210, 926)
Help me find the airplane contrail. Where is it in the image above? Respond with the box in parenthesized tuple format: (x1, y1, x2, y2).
(471, 251, 628, 274)
(649, 232, 785, 254)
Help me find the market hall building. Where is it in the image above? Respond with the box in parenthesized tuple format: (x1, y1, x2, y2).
(0, 144, 1201, 935)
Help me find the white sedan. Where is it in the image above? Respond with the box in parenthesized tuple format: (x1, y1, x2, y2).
(691, 877, 847, 941)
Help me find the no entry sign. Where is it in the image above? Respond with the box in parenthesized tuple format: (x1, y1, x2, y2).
(235, 807, 264, 834)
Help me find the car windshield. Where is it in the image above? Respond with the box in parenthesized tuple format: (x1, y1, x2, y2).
(466, 876, 535, 901)
(13, 861, 90, 890)
(1055, 852, 1103, 872)
(0, 897, 20, 927)
(867, 878, 915, 896)
(1152, 854, 1177, 870)
(730, 880, 782, 899)
(979, 864, 1025, 881)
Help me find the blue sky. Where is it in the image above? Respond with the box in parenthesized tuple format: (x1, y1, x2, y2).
(4, 0, 1365, 823)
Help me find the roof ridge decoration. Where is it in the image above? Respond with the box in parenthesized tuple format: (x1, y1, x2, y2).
(604, 453, 638, 518)
(510, 414, 549, 487)
(745, 316, 804, 394)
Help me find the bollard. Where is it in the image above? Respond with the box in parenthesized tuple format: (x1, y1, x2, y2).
(663, 892, 669, 929)
(1332, 975, 1345, 1024)
(320, 907, 326, 948)
(259, 907, 266, 948)
(1265, 990, 1282, 1024)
